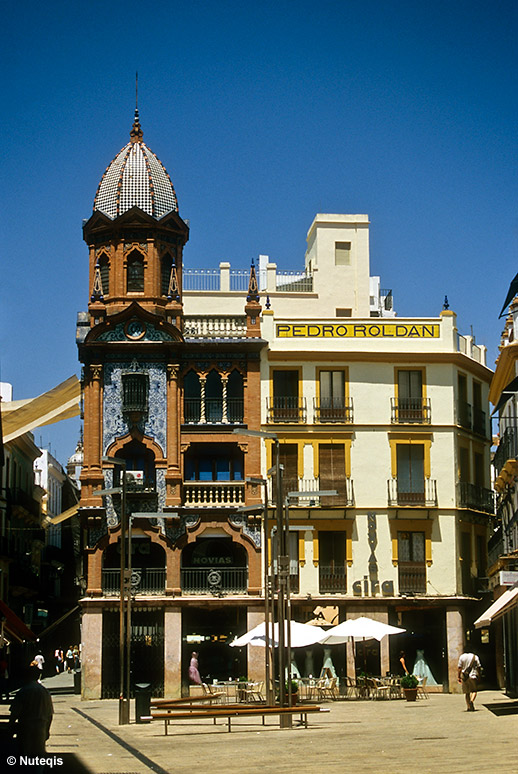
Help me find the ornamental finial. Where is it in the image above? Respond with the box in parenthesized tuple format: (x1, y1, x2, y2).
(130, 72, 143, 143)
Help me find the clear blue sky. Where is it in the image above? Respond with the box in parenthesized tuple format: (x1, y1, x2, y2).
(1, 0, 516, 465)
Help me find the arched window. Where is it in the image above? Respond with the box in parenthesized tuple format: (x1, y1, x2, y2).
(184, 370, 201, 423)
(113, 439, 156, 491)
(205, 371, 223, 422)
(127, 249, 144, 292)
(227, 369, 244, 423)
(99, 254, 110, 296)
(161, 251, 175, 296)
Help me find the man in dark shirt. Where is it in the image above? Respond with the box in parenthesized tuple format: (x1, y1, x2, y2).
(9, 665, 53, 755)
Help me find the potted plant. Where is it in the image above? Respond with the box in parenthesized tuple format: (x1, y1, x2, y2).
(285, 679, 299, 705)
(400, 673, 419, 701)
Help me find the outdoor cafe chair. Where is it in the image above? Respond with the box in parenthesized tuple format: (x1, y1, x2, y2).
(319, 677, 338, 701)
(367, 678, 391, 700)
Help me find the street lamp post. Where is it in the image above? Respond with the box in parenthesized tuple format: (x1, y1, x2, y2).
(233, 428, 286, 714)
(99, 455, 129, 725)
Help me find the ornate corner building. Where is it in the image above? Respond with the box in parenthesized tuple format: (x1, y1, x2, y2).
(78, 111, 266, 699)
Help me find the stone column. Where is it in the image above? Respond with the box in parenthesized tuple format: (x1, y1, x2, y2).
(164, 607, 182, 698)
(247, 608, 265, 682)
(165, 364, 181, 506)
(81, 607, 103, 699)
(446, 607, 464, 693)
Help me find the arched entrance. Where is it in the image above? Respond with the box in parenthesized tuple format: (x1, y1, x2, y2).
(181, 537, 248, 595)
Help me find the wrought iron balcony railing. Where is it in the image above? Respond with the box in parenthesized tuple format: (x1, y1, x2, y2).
(102, 568, 166, 596)
(387, 478, 438, 507)
(318, 565, 347, 593)
(472, 407, 487, 437)
(493, 426, 518, 475)
(181, 567, 248, 594)
(457, 400, 472, 430)
(266, 397, 307, 423)
(183, 482, 245, 507)
(313, 397, 353, 423)
(457, 482, 494, 514)
(398, 562, 427, 594)
(271, 477, 354, 507)
(184, 398, 244, 424)
(391, 397, 431, 424)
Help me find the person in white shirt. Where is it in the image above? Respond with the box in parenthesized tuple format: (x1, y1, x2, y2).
(457, 651, 481, 712)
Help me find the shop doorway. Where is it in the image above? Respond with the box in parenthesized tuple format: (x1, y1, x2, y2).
(182, 606, 246, 694)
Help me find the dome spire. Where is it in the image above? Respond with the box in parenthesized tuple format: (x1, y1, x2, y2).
(130, 71, 143, 143)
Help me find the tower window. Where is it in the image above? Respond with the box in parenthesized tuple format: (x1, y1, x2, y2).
(127, 250, 144, 292)
(335, 241, 351, 266)
(99, 256, 110, 296)
(122, 373, 149, 413)
(161, 251, 175, 296)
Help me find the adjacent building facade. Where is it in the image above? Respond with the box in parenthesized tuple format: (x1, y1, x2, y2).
(77, 115, 494, 698)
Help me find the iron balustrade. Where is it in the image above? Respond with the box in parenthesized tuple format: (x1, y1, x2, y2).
(180, 567, 248, 594)
(457, 400, 472, 430)
(313, 397, 353, 423)
(8, 488, 41, 520)
(387, 478, 438, 507)
(318, 565, 347, 593)
(398, 562, 427, 594)
(457, 482, 495, 514)
(391, 397, 431, 424)
(266, 397, 307, 423)
(493, 426, 518, 474)
(102, 568, 166, 596)
(472, 407, 487, 437)
(183, 482, 245, 507)
(275, 271, 313, 292)
(184, 398, 244, 424)
(271, 477, 354, 506)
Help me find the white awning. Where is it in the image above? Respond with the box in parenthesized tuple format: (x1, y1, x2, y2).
(474, 588, 518, 628)
(46, 504, 79, 525)
(2, 376, 80, 443)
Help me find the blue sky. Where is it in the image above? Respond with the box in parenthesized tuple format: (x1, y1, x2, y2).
(1, 0, 516, 465)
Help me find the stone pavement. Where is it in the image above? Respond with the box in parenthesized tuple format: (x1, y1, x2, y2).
(3, 672, 517, 774)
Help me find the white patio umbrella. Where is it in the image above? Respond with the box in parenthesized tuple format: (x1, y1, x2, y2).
(317, 616, 405, 645)
(230, 620, 326, 648)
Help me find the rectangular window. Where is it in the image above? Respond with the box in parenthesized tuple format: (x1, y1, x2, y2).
(319, 531, 346, 592)
(396, 445, 424, 503)
(319, 370, 346, 421)
(336, 308, 352, 317)
(398, 531, 426, 593)
(335, 241, 351, 266)
(319, 444, 346, 505)
(271, 370, 301, 421)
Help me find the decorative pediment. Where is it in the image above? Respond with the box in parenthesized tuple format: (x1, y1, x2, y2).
(85, 302, 183, 344)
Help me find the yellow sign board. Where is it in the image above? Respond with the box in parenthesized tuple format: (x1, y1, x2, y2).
(276, 322, 440, 339)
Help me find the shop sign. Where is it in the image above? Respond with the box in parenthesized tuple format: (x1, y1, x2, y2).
(276, 323, 440, 339)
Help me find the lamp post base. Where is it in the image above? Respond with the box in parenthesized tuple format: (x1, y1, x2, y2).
(119, 697, 130, 725)
(279, 714, 292, 729)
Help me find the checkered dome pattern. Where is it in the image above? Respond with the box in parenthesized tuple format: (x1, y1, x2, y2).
(94, 141, 178, 220)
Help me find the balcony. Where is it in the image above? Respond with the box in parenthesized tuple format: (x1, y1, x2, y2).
(457, 482, 494, 514)
(457, 400, 472, 430)
(183, 482, 245, 508)
(181, 567, 248, 594)
(494, 425, 518, 482)
(398, 562, 427, 594)
(387, 478, 438, 507)
(391, 397, 431, 424)
(183, 315, 248, 339)
(102, 568, 166, 595)
(184, 398, 244, 424)
(472, 407, 488, 437)
(8, 488, 41, 520)
(275, 477, 354, 507)
(313, 397, 353, 423)
(319, 565, 347, 593)
(266, 397, 307, 424)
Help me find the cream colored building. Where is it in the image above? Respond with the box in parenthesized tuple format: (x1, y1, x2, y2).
(185, 213, 494, 691)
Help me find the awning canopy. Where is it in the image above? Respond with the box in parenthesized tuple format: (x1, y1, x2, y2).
(492, 375, 518, 415)
(2, 375, 80, 443)
(474, 588, 518, 628)
(46, 504, 79, 525)
(0, 599, 37, 642)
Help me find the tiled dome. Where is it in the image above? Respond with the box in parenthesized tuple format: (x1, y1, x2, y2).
(93, 111, 178, 220)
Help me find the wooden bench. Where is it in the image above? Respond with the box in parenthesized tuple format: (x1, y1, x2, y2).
(144, 705, 328, 734)
(151, 694, 225, 707)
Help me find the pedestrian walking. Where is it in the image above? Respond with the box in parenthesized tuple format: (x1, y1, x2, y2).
(66, 647, 74, 673)
(457, 650, 482, 711)
(33, 652, 45, 672)
(9, 664, 54, 756)
(54, 647, 64, 674)
(188, 652, 202, 685)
